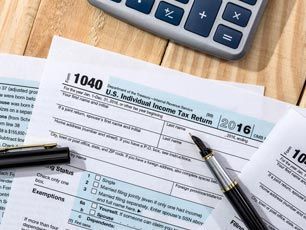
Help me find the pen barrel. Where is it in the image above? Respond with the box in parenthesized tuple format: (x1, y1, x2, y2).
(0, 147, 70, 168)
(224, 184, 268, 230)
(205, 156, 268, 230)
(205, 155, 233, 189)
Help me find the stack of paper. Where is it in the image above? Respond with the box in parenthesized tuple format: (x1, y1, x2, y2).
(205, 109, 306, 230)
(0, 37, 304, 230)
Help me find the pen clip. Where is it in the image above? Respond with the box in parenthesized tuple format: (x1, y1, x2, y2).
(0, 143, 57, 153)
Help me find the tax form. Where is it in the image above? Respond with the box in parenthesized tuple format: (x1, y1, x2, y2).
(0, 54, 44, 222)
(0, 39, 296, 230)
(0, 54, 44, 147)
(0, 51, 262, 229)
(204, 109, 306, 230)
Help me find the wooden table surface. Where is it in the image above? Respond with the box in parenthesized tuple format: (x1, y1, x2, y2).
(0, 0, 305, 107)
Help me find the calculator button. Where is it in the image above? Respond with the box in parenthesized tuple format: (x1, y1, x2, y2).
(175, 0, 189, 4)
(184, 0, 222, 37)
(155, 2, 184, 26)
(223, 3, 252, 27)
(126, 0, 155, 14)
(214, 25, 242, 49)
(240, 0, 257, 5)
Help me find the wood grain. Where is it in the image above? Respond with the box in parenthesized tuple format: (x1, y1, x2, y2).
(24, 0, 167, 64)
(0, 0, 41, 54)
(300, 19, 306, 108)
(162, 0, 306, 104)
(1, 0, 305, 105)
(300, 90, 306, 107)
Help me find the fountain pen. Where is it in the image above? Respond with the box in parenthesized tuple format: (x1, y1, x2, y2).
(190, 134, 268, 230)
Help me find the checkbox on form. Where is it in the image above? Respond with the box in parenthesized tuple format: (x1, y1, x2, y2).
(91, 188, 97, 194)
(95, 175, 101, 181)
(89, 209, 96, 215)
(91, 203, 97, 209)
(93, 181, 99, 188)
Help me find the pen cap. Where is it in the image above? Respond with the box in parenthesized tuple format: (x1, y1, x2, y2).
(0, 147, 70, 168)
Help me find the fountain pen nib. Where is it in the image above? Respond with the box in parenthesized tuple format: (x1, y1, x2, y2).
(189, 134, 212, 158)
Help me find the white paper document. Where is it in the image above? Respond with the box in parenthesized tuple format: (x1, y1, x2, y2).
(0, 46, 263, 229)
(205, 109, 306, 230)
(1, 38, 299, 230)
(0, 54, 44, 147)
(0, 54, 44, 222)
(1, 57, 296, 230)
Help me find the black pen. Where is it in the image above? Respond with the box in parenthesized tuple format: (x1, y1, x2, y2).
(190, 134, 268, 230)
(0, 144, 70, 168)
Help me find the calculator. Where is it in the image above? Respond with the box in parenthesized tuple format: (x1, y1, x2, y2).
(88, 0, 268, 60)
